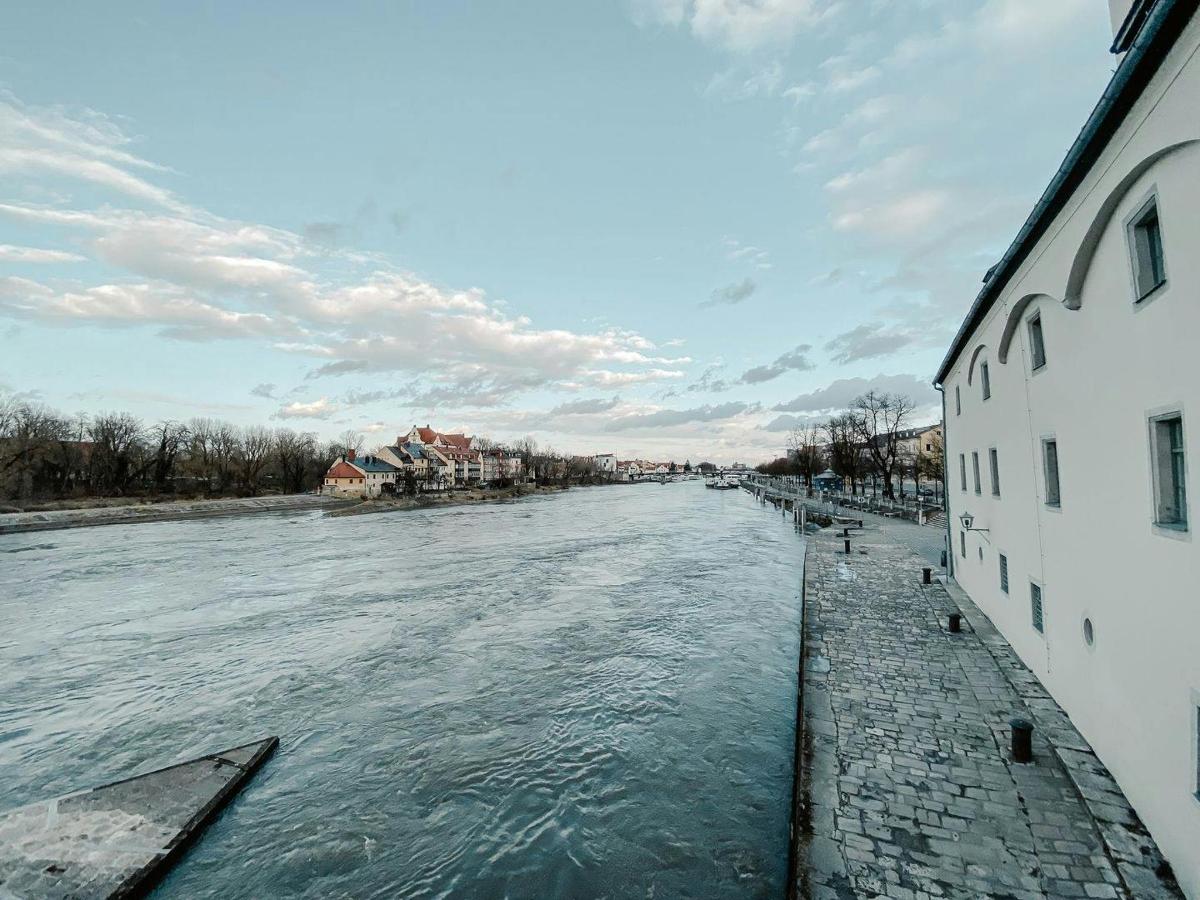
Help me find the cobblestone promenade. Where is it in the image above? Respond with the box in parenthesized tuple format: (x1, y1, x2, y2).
(794, 525, 1182, 900)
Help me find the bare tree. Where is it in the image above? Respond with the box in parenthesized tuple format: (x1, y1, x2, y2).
(337, 429, 364, 457)
(273, 428, 318, 493)
(787, 422, 825, 496)
(236, 426, 274, 495)
(87, 412, 145, 496)
(823, 413, 864, 495)
(149, 421, 190, 493)
(851, 391, 916, 500)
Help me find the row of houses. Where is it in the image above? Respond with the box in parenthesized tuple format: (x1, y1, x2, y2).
(321, 426, 524, 497)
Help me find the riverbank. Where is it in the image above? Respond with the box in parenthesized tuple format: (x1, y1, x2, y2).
(326, 483, 569, 518)
(0, 493, 352, 535)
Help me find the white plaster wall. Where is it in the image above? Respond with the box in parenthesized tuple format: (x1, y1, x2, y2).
(943, 16, 1200, 896)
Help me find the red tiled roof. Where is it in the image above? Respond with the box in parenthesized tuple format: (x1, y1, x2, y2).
(416, 426, 439, 443)
(326, 461, 361, 478)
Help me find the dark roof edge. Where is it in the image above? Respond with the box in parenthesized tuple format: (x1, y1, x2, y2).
(933, 0, 1192, 386)
(1113, 0, 1158, 53)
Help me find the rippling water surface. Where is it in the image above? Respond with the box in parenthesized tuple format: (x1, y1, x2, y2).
(0, 482, 803, 898)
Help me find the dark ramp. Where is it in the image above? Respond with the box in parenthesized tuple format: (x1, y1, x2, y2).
(0, 736, 278, 899)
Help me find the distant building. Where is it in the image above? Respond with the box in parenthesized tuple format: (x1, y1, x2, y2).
(321, 450, 399, 497)
(936, 2, 1200, 892)
(593, 453, 617, 476)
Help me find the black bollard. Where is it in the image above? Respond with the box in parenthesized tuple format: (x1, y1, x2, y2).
(940, 550, 948, 569)
(922, 567, 932, 585)
(843, 527, 850, 538)
(1010, 718, 1033, 763)
(843, 538, 851, 554)
(948, 613, 961, 633)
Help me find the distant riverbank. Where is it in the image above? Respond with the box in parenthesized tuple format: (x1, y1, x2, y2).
(0, 494, 352, 535)
(0, 484, 584, 534)
(327, 483, 571, 519)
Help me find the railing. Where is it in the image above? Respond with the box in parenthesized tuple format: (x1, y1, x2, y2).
(742, 474, 942, 525)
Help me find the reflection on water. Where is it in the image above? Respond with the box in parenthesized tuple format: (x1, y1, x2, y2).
(0, 482, 803, 898)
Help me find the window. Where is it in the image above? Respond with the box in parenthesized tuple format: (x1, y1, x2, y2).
(959, 453, 967, 492)
(972, 452, 981, 495)
(1128, 197, 1167, 300)
(1030, 583, 1044, 634)
(1150, 414, 1187, 529)
(980, 361, 991, 400)
(1195, 706, 1200, 800)
(1028, 314, 1046, 370)
(1043, 439, 1060, 507)
(955, 385, 961, 416)
(960, 530, 966, 559)
(989, 448, 1000, 498)
(999, 554, 1009, 593)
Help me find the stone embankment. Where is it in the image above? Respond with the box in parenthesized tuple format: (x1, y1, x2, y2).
(790, 523, 1182, 899)
(0, 493, 351, 535)
(327, 483, 569, 518)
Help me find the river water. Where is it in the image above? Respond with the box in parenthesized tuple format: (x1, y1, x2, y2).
(0, 482, 803, 898)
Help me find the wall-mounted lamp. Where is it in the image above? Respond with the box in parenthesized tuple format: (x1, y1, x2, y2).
(959, 511, 990, 533)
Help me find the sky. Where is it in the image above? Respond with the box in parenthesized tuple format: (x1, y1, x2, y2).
(0, 0, 1118, 463)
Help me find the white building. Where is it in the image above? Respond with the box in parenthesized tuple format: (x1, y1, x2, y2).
(593, 453, 617, 477)
(936, 2, 1200, 894)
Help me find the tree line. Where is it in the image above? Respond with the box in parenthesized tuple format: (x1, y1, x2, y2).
(0, 396, 354, 503)
(756, 390, 944, 501)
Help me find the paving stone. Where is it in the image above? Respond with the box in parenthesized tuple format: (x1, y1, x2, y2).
(788, 522, 1183, 900)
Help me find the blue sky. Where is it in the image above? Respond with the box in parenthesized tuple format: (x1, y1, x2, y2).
(1, 0, 1116, 462)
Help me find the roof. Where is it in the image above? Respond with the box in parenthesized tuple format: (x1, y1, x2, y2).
(415, 426, 439, 444)
(399, 442, 426, 460)
(353, 455, 399, 473)
(326, 461, 361, 478)
(934, 0, 1191, 385)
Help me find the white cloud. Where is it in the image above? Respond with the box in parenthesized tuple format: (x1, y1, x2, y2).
(274, 398, 339, 420)
(0, 244, 85, 263)
(633, 0, 836, 52)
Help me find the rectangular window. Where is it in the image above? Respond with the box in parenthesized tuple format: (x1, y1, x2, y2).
(1043, 439, 1060, 507)
(999, 554, 1009, 593)
(959, 453, 967, 492)
(1030, 582, 1044, 634)
(1150, 414, 1187, 529)
(1129, 198, 1167, 300)
(1195, 706, 1200, 799)
(960, 530, 966, 559)
(972, 452, 981, 495)
(955, 385, 961, 416)
(1028, 314, 1046, 370)
(981, 361, 991, 400)
(989, 448, 1001, 498)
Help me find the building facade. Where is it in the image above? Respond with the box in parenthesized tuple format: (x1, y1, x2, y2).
(936, 2, 1200, 893)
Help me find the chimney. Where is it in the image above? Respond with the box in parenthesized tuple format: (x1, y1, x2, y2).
(348, 449, 356, 462)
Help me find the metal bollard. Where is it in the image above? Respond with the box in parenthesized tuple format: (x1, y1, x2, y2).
(1010, 718, 1033, 763)
(948, 613, 961, 633)
(940, 550, 947, 569)
(922, 567, 932, 585)
(844, 538, 851, 554)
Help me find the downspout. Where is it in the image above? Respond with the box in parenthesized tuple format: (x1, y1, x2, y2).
(934, 384, 953, 579)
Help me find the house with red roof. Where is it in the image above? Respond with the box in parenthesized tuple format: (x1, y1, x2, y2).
(321, 450, 400, 497)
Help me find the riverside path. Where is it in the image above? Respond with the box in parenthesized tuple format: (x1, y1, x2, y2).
(792, 521, 1182, 900)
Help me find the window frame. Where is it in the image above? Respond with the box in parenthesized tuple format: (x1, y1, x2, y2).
(955, 384, 961, 416)
(971, 451, 981, 496)
(960, 530, 966, 559)
(1027, 313, 1046, 372)
(1148, 409, 1188, 535)
(959, 453, 967, 492)
(999, 553, 1009, 594)
(1125, 191, 1168, 304)
(980, 361, 991, 401)
(1030, 580, 1045, 635)
(1042, 438, 1061, 509)
(989, 447, 1000, 498)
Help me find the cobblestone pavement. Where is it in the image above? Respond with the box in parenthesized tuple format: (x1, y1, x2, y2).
(794, 526, 1182, 900)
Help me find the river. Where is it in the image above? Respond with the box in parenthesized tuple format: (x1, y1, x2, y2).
(0, 481, 803, 898)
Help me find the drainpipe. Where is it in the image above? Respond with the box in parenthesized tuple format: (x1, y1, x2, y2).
(934, 384, 953, 579)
